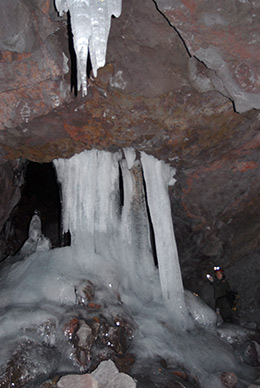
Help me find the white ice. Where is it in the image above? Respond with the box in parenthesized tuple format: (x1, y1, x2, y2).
(0, 149, 258, 387)
(54, 0, 122, 96)
(141, 152, 186, 325)
(17, 210, 51, 258)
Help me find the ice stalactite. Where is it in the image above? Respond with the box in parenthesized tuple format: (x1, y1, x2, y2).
(54, 0, 122, 96)
(54, 149, 121, 251)
(119, 151, 156, 291)
(54, 149, 185, 314)
(141, 152, 186, 319)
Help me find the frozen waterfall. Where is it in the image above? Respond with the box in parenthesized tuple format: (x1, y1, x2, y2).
(54, 149, 186, 320)
(54, 0, 122, 96)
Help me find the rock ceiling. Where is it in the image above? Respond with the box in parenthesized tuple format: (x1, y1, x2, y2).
(0, 0, 259, 294)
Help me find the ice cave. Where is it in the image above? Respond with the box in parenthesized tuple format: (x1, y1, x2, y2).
(0, 0, 260, 388)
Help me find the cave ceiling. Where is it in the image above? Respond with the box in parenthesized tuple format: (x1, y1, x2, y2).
(0, 0, 259, 283)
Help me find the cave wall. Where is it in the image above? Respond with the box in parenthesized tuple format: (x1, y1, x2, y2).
(0, 0, 259, 317)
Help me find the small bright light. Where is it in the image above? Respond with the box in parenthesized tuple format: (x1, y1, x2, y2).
(108, 283, 112, 288)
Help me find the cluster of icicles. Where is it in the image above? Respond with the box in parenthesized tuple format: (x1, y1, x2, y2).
(54, 148, 186, 323)
(55, 0, 122, 95)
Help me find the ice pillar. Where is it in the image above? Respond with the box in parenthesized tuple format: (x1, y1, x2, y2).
(141, 152, 186, 318)
(54, 0, 122, 96)
(53, 149, 121, 249)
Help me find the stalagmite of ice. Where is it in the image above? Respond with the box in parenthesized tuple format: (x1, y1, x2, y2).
(54, 0, 122, 96)
(29, 210, 42, 241)
(141, 152, 186, 321)
(18, 210, 51, 258)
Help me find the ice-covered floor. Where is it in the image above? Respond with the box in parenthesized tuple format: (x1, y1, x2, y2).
(0, 246, 259, 387)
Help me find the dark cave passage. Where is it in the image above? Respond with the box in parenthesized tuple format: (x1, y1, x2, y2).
(8, 161, 62, 257)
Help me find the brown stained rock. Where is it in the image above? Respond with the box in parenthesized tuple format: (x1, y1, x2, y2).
(0, 339, 57, 388)
(155, 0, 260, 112)
(0, 0, 72, 130)
(113, 353, 135, 375)
(221, 372, 238, 388)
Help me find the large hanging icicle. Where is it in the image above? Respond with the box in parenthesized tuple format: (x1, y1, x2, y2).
(53, 149, 121, 249)
(55, 0, 122, 96)
(119, 151, 156, 288)
(141, 152, 186, 319)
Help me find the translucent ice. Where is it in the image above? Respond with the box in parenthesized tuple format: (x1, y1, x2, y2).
(18, 210, 51, 258)
(54, 150, 156, 297)
(141, 152, 186, 322)
(184, 290, 217, 329)
(55, 0, 122, 96)
(29, 210, 42, 241)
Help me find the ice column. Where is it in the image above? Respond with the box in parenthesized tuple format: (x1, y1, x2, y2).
(119, 150, 155, 290)
(53, 149, 121, 250)
(55, 0, 122, 96)
(141, 152, 186, 318)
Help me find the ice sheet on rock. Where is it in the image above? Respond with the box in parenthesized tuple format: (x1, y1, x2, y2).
(184, 290, 217, 329)
(217, 323, 252, 344)
(0, 245, 124, 371)
(140, 152, 186, 322)
(131, 298, 258, 388)
(54, 0, 122, 96)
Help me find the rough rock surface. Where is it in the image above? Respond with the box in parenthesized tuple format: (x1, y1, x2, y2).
(156, 0, 260, 113)
(57, 374, 98, 388)
(0, 0, 259, 322)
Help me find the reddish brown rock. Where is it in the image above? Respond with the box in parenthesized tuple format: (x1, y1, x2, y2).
(221, 371, 238, 388)
(155, 0, 260, 112)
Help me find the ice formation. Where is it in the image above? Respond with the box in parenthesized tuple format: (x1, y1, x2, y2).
(54, 149, 184, 313)
(54, 0, 122, 96)
(18, 210, 51, 258)
(0, 149, 259, 387)
(141, 152, 185, 320)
